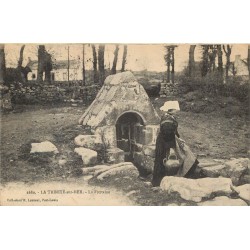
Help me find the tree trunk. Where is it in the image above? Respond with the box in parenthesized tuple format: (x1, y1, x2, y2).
(82, 44, 85, 85)
(171, 47, 175, 83)
(44, 51, 52, 83)
(121, 45, 127, 72)
(201, 45, 209, 77)
(37, 45, 45, 82)
(217, 45, 223, 76)
(92, 45, 98, 83)
(0, 44, 12, 110)
(98, 45, 105, 86)
(223, 45, 231, 80)
(166, 47, 171, 82)
(188, 45, 196, 77)
(67, 46, 70, 82)
(111, 45, 119, 74)
(17, 45, 26, 82)
(248, 45, 250, 81)
(208, 45, 217, 72)
(0, 44, 6, 85)
(18, 45, 25, 68)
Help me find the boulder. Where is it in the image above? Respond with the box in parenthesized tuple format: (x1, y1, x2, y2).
(142, 145, 156, 157)
(239, 174, 250, 185)
(74, 147, 97, 166)
(134, 152, 154, 176)
(105, 147, 125, 164)
(74, 135, 102, 150)
(160, 176, 233, 202)
(82, 162, 134, 176)
(201, 164, 227, 177)
(201, 158, 249, 185)
(231, 184, 250, 203)
(30, 141, 59, 154)
(198, 196, 247, 206)
(96, 163, 139, 180)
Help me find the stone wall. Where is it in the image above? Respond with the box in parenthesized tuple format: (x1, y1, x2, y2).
(9, 81, 100, 104)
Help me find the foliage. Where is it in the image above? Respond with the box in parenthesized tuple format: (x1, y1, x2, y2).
(178, 73, 249, 102)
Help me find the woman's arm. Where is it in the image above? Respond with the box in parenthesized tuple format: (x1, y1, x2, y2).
(176, 129, 180, 138)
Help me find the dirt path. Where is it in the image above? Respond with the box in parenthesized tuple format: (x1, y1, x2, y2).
(0, 105, 85, 182)
(1, 179, 135, 206)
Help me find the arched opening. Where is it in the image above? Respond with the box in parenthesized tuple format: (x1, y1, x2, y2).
(116, 112, 145, 161)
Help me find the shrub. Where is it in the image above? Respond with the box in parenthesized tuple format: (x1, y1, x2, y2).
(179, 73, 249, 102)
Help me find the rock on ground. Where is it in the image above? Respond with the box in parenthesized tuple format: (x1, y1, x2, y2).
(97, 163, 138, 180)
(74, 135, 102, 150)
(30, 141, 59, 154)
(239, 174, 250, 185)
(201, 158, 249, 185)
(81, 162, 133, 176)
(74, 147, 97, 166)
(231, 184, 250, 203)
(86, 162, 139, 181)
(198, 196, 247, 206)
(160, 176, 233, 202)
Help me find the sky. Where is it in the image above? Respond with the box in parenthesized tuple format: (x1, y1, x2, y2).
(4, 44, 249, 72)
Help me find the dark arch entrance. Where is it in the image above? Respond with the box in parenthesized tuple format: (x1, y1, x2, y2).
(116, 112, 145, 161)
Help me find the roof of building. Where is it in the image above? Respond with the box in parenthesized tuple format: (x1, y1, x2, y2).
(79, 71, 160, 128)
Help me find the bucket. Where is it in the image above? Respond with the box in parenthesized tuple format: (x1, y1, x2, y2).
(163, 158, 180, 175)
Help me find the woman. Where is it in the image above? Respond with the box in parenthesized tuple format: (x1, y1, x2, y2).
(152, 109, 180, 186)
(152, 109, 200, 187)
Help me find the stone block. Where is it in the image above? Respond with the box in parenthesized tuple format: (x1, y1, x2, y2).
(101, 126, 117, 148)
(30, 141, 59, 154)
(198, 196, 247, 206)
(134, 152, 154, 176)
(134, 143, 143, 152)
(142, 129, 153, 145)
(142, 145, 155, 157)
(74, 147, 97, 166)
(201, 158, 249, 185)
(160, 176, 233, 203)
(74, 134, 102, 151)
(106, 147, 125, 164)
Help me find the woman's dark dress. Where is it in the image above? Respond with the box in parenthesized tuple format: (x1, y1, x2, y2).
(152, 114, 179, 187)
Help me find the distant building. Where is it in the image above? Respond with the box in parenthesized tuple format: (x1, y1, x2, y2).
(26, 58, 82, 81)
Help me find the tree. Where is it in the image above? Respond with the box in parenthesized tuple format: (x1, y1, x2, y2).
(111, 45, 119, 74)
(91, 45, 98, 83)
(98, 45, 105, 85)
(82, 44, 85, 85)
(248, 45, 250, 80)
(223, 44, 232, 80)
(170, 46, 176, 83)
(201, 45, 209, 77)
(37, 45, 45, 82)
(44, 51, 52, 83)
(0, 44, 12, 110)
(217, 45, 223, 75)
(208, 45, 217, 72)
(164, 45, 177, 83)
(0, 44, 6, 85)
(121, 45, 127, 72)
(164, 46, 171, 82)
(188, 45, 196, 77)
(37, 45, 53, 83)
(17, 45, 25, 69)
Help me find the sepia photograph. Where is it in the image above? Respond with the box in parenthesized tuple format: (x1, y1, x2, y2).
(0, 43, 249, 206)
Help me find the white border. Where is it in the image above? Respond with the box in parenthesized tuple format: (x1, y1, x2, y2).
(1, 1, 249, 250)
